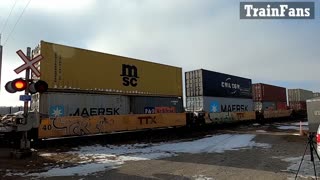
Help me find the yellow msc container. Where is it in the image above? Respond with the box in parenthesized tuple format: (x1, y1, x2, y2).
(32, 41, 183, 97)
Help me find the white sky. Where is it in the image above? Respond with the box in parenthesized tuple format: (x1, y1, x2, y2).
(0, 0, 319, 106)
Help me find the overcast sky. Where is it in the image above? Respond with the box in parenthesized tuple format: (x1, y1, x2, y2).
(0, 0, 319, 106)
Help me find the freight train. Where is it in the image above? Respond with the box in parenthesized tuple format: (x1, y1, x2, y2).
(0, 41, 306, 144)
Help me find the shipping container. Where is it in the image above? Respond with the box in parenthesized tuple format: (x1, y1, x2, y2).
(31, 92, 131, 117)
(306, 97, 320, 132)
(186, 96, 253, 113)
(289, 101, 307, 111)
(253, 101, 276, 111)
(252, 83, 286, 102)
(288, 89, 313, 102)
(130, 96, 183, 114)
(32, 41, 183, 97)
(185, 69, 252, 98)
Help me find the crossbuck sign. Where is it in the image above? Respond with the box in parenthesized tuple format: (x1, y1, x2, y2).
(14, 50, 43, 77)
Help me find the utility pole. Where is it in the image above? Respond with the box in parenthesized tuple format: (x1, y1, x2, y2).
(0, 34, 3, 90)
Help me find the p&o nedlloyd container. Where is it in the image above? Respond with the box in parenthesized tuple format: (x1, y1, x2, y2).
(32, 41, 183, 97)
(185, 69, 252, 99)
(130, 96, 183, 114)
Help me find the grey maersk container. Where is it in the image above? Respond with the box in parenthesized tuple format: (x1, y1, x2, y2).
(130, 96, 183, 114)
(186, 96, 253, 113)
(185, 69, 252, 99)
(31, 92, 131, 117)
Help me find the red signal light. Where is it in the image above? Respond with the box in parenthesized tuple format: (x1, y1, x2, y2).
(13, 79, 27, 91)
(5, 78, 27, 93)
(5, 78, 48, 94)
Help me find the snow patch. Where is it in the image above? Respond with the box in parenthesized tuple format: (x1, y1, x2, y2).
(25, 134, 270, 177)
(39, 153, 56, 157)
(282, 155, 320, 179)
(193, 174, 214, 180)
(256, 130, 267, 133)
(277, 126, 308, 130)
(291, 122, 308, 126)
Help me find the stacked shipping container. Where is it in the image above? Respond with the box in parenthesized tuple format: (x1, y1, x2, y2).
(31, 41, 184, 116)
(288, 89, 313, 111)
(185, 69, 253, 112)
(252, 83, 287, 111)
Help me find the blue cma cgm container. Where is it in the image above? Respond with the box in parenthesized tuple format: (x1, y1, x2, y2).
(185, 69, 252, 99)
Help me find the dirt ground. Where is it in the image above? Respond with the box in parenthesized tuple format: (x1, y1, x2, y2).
(0, 120, 317, 180)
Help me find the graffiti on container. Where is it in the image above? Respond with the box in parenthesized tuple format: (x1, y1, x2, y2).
(45, 116, 115, 136)
(144, 107, 176, 114)
(208, 112, 233, 123)
(138, 116, 157, 125)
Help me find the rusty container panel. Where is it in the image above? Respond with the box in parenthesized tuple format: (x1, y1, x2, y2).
(252, 83, 286, 102)
(31, 92, 130, 118)
(288, 89, 313, 102)
(130, 96, 183, 114)
(33, 41, 182, 97)
(276, 102, 287, 110)
(38, 113, 186, 139)
(289, 101, 307, 110)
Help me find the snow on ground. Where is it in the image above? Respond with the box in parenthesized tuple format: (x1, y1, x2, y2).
(256, 130, 267, 133)
(291, 122, 308, 126)
(25, 134, 270, 177)
(277, 125, 309, 131)
(276, 121, 309, 131)
(282, 155, 320, 179)
(193, 174, 214, 180)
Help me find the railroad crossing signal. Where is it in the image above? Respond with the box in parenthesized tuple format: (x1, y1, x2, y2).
(14, 49, 43, 77)
(5, 78, 48, 94)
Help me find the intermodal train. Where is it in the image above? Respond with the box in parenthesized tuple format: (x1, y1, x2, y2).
(0, 41, 305, 142)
